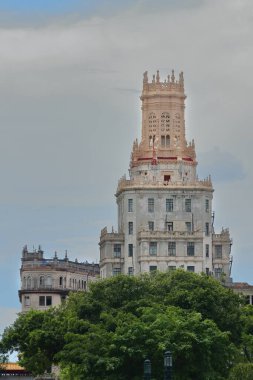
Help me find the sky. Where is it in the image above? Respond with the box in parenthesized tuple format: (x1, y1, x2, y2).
(0, 0, 253, 334)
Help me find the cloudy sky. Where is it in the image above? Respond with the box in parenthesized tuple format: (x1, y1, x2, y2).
(0, 0, 253, 333)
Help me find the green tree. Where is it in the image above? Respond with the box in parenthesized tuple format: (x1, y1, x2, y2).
(228, 363, 253, 380)
(0, 271, 244, 379)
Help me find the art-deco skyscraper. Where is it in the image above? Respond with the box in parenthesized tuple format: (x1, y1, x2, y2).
(100, 70, 232, 281)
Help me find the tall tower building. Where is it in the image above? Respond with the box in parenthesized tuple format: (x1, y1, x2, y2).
(100, 70, 232, 281)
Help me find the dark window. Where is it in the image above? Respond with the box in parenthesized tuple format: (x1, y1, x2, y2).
(40, 276, 45, 287)
(148, 221, 154, 231)
(205, 223, 209, 236)
(148, 198, 154, 212)
(164, 175, 171, 182)
(214, 268, 223, 278)
(168, 266, 176, 271)
(187, 242, 195, 256)
(166, 198, 173, 212)
(215, 245, 222, 259)
(128, 222, 133, 235)
(205, 244, 209, 257)
(149, 265, 157, 272)
(185, 199, 191, 212)
(128, 267, 134, 276)
(128, 244, 133, 257)
(206, 268, 210, 275)
(39, 296, 45, 306)
(112, 268, 121, 276)
(149, 242, 157, 256)
(168, 241, 176, 256)
(167, 222, 173, 231)
(187, 266, 195, 272)
(128, 199, 133, 212)
(205, 199, 209, 212)
(46, 296, 52, 306)
(185, 222, 192, 233)
(24, 296, 30, 307)
(113, 244, 121, 258)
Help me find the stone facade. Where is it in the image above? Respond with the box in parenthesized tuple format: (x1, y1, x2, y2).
(100, 70, 232, 282)
(19, 246, 99, 312)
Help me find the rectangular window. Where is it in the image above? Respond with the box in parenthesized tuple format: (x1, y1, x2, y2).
(185, 199, 191, 212)
(185, 222, 192, 233)
(149, 265, 157, 272)
(205, 244, 209, 257)
(168, 241, 176, 256)
(148, 198, 154, 213)
(214, 268, 223, 279)
(112, 267, 121, 276)
(166, 198, 173, 212)
(206, 268, 210, 275)
(39, 296, 45, 306)
(128, 222, 133, 235)
(187, 242, 195, 256)
(148, 221, 154, 231)
(161, 135, 165, 147)
(205, 223, 209, 236)
(128, 267, 134, 276)
(187, 266, 195, 272)
(215, 245, 222, 259)
(113, 244, 121, 258)
(205, 199, 209, 212)
(24, 296, 30, 306)
(149, 242, 157, 256)
(128, 244, 133, 257)
(168, 266, 176, 271)
(167, 222, 173, 231)
(128, 199, 133, 212)
(46, 296, 52, 306)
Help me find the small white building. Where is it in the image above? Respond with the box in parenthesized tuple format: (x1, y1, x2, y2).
(19, 246, 99, 312)
(100, 70, 232, 282)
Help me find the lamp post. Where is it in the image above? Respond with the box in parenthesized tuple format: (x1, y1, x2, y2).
(164, 351, 172, 380)
(144, 359, 151, 380)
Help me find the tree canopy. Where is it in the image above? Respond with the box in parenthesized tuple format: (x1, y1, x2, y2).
(0, 270, 252, 380)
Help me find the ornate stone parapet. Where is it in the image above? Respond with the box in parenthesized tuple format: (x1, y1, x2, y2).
(142, 70, 185, 96)
(116, 176, 213, 195)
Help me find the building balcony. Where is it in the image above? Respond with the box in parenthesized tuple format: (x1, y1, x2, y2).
(100, 228, 125, 244)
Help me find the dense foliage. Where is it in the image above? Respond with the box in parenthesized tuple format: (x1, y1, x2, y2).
(1, 270, 253, 379)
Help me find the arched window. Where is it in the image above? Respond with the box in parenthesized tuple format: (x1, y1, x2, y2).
(59, 277, 63, 286)
(161, 112, 170, 131)
(148, 113, 157, 134)
(39, 276, 45, 287)
(161, 135, 170, 147)
(46, 276, 52, 288)
(27, 276, 32, 288)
